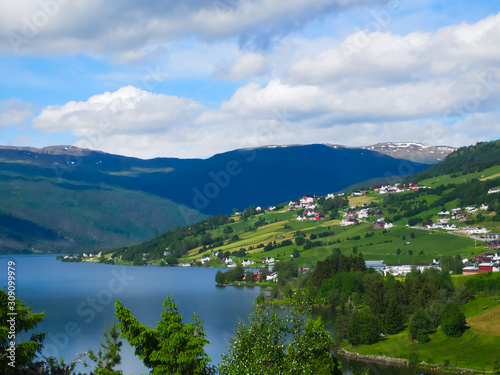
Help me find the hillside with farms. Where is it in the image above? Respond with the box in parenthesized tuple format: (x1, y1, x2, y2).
(75, 140, 500, 279)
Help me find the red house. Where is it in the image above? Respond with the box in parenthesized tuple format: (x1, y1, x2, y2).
(478, 263, 494, 272)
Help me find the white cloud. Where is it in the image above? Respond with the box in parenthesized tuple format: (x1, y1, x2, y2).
(0, 98, 36, 127)
(215, 52, 269, 80)
(31, 86, 204, 151)
(0, 0, 383, 56)
(21, 11, 500, 159)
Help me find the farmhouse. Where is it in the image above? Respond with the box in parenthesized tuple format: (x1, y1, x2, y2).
(383, 263, 437, 276)
(484, 233, 500, 241)
(465, 227, 488, 235)
(463, 266, 480, 275)
(341, 218, 358, 226)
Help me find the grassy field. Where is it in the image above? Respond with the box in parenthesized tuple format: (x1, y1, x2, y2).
(344, 297, 500, 372)
(419, 164, 500, 187)
(451, 272, 500, 288)
(184, 209, 481, 268)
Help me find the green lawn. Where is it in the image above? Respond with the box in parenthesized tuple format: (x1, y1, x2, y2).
(419, 164, 500, 187)
(344, 297, 500, 372)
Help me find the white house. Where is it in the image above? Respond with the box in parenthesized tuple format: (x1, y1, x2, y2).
(225, 257, 234, 264)
(296, 215, 306, 221)
(341, 218, 358, 226)
(466, 206, 478, 214)
(201, 256, 210, 264)
(480, 203, 489, 211)
(466, 227, 488, 235)
(242, 259, 255, 266)
(384, 222, 394, 229)
(438, 210, 450, 215)
(266, 272, 278, 282)
(430, 223, 457, 230)
(488, 188, 500, 194)
(384, 263, 436, 276)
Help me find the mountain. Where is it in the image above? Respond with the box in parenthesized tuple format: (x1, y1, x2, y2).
(252, 142, 454, 164)
(0, 144, 430, 253)
(408, 139, 500, 181)
(355, 142, 455, 164)
(102, 140, 500, 268)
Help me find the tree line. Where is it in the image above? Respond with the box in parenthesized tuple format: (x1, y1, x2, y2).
(0, 289, 341, 375)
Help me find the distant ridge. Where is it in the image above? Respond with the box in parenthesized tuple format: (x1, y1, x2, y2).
(0, 143, 431, 252)
(1, 141, 454, 164)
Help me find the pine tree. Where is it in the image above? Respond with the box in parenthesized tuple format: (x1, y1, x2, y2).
(115, 296, 213, 375)
(384, 298, 405, 334)
(88, 321, 123, 374)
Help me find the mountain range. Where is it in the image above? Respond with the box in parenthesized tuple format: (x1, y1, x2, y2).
(0, 142, 438, 253)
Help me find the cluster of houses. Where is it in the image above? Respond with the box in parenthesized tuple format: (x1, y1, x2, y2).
(340, 205, 393, 229)
(71, 251, 102, 260)
(289, 195, 327, 221)
(365, 260, 440, 276)
(374, 183, 429, 195)
(423, 204, 491, 231)
(463, 251, 500, 274)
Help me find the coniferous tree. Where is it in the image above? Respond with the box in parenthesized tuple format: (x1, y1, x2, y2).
(0, 289, 45, 373)
(384, 298, 405, 334)
(115, 296, 214, 375)
(88, 321, 123, 375)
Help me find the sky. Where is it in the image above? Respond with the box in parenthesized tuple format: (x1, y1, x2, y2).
(0, 0, 499, 159)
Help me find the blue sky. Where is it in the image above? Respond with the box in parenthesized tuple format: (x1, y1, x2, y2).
(1, 0, 499, 158)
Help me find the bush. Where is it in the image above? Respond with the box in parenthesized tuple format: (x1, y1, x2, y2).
(347, 313, 382, 345)
(440, 303, 466, 338)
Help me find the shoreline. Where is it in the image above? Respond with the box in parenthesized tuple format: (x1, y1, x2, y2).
(339, 349, 495, 374)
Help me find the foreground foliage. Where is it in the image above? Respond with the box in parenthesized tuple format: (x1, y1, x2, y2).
(115, 296, 214, 375)
(219, 305, 342, 375)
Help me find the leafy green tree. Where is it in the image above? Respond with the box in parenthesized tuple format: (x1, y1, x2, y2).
(384, 298, 405, 334)
(245, 270, 255, 283)
(292, 248, 301, 258)
(88, 321, 123, 375)
(259, 268, 269, 282)
(274, 260, 298, 286)
(215, 270, 226, 284)
(219, 306, 342, 375)
(408, 309, 431, 343)
(295, 236, 306, 246)
(115, 296, 214, 375)
(1, 288, 45, 373)
(440, 303, 466, 338)
(347, 312, 382, 346)
(230, 265, 245, 282)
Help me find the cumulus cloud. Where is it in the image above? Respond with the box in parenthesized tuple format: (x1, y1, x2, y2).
(31, 86, 204, 156)
(23, 11, 500, 158)
(215, 52, 269, 80)
(0, 0, 384, 56)
(0, 98, 36, 127)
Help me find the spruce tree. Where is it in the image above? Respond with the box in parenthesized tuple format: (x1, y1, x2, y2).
(384, 298, 405, 334)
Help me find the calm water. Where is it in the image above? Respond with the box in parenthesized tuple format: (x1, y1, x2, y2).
(0, 254, 427, 375)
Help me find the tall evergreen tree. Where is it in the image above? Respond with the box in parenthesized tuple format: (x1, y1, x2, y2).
(368, 280, 386, 317)
(115, 296, 214, 375)
(88, 321, 123, 375)
(384, 298, 405, 334)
